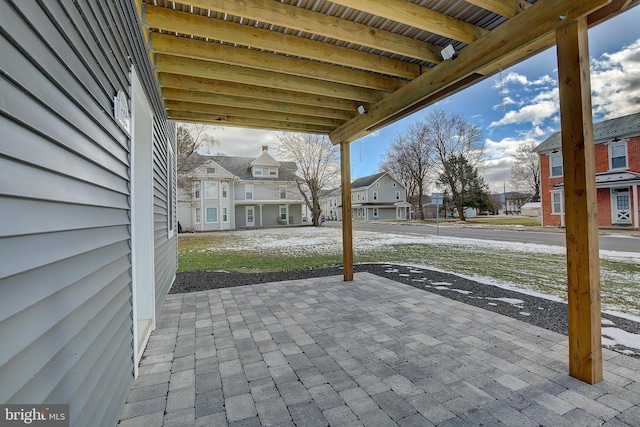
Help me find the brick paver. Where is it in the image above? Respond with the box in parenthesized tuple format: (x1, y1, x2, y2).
(119, 273, 640, 426)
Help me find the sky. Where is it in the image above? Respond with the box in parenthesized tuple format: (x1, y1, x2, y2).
(198, 7, 640, 194)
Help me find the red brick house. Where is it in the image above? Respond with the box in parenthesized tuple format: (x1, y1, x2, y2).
(534, 111, 640, 228)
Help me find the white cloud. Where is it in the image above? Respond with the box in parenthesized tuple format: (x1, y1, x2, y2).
(590, 39, 640, 119)
(201, 126, 282, 157)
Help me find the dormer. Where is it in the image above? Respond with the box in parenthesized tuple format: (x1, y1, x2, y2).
(250, 146, 280, 178)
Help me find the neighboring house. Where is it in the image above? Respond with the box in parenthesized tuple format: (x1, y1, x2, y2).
(1, 2, 176, 427)
(178, 147, 305, 230)
(534, 112, 640, 227)
(319, 188, 342, 221)
(352, 172, 411, 221)
(319, 172, 410, 221)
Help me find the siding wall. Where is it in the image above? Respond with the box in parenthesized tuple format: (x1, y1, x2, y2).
(0, 1, 176, 426)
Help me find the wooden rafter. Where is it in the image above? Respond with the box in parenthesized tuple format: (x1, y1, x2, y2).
(158, 74, 361, 112)
(329, 0, 487, 44)
(155, 54, 388, 104)
(162, 89, 354, 121)
(464, 0, 530, 17)
(176, 0, 442, 63)
(145, 5, 425, 78)
(150, 33, 406, 92)
(169, 111, 337, 134)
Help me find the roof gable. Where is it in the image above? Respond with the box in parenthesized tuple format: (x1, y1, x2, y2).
(351, 172, 387, 189)
(250, 150, 280, 167)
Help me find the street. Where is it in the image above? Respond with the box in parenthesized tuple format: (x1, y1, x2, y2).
(324, 221, 640, 253)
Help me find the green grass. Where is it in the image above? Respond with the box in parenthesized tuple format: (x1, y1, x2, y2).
(178, 229, 640, 315)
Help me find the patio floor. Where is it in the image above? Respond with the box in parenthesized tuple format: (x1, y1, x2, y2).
(118, 273, 640, 426)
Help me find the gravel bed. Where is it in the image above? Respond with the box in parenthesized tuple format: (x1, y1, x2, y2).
(172, 263, 640, 356)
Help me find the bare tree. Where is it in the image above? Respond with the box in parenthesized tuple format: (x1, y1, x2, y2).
(424, 110, 484, 220)
(510, 141, 541, 201)
(380, 123, 432, 220)
(176, 123, 218, 204)
(277, 133, 340, 226)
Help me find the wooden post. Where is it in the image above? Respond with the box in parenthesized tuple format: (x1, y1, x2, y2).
(340, 142, 354, 281)
(556, 17, 603, 384)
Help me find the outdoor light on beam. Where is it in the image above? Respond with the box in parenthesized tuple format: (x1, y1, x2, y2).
(441, 44, 457, 60)
(357, 105, 367, 115)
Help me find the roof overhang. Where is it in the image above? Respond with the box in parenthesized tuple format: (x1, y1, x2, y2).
(137, 0, 638, 142)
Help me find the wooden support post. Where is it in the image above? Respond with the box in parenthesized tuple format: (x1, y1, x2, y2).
(556, 17, 603, 384)
(340, 142, 354, 281)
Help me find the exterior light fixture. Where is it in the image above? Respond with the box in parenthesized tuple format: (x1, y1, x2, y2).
(441, 44, 457, 60)
(357, 105, 367, 115)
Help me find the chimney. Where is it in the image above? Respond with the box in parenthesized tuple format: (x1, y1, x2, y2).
(262, 145, 268, 152)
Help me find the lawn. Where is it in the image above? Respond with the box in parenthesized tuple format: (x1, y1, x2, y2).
(178, 227, 640, 316)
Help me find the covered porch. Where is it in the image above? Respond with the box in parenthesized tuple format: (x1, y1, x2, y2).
(135, 0, 639, 386)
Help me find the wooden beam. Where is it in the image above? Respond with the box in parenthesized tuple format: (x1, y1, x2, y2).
(556, 17, 603, 385)
(329, 0, 487, 44)
(145, 5, 422, 79)
(178, 0, 442, 63)
(162, 88, 355, 121)
(155, 54, 387, 104)
(150, 33, 406, 92)
(159, 73, 361, 112)
(165, 100, 345, 128)
(168, 110, 336, 133)
(587, 0, 638, 25)
(329, 0, 611, 144)
(340, 142, 354, 281)
(464, 0, 530, 18)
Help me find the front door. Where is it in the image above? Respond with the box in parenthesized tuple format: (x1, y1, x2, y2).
(246, 206, 255, 227)
(612, 189, 631, 225)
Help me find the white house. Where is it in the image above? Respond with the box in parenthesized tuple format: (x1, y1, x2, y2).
(178, 148, 306, 230)
(320, 172, 411, 221)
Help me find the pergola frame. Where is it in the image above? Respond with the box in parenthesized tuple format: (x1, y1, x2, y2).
(136, 0, 639, 384)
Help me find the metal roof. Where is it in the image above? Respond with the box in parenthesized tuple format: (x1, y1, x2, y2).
(534, 111, 640, 153)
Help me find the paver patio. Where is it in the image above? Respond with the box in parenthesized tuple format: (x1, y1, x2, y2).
(118, 273, 640, 426)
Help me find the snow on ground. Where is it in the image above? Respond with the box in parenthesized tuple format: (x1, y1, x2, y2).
(197, 226, 640, 354)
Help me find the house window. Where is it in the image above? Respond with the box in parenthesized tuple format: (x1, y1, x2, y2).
(245, 184, 254, 200)
(393, 183, 397, 187)
(204, 181, 219, 199)
(222, 207, 228, 223)
(221, 182, 228, 199)
(376, 182, 380, 187)
(609, 142, 627, 170)
(373, 191, 378, 201)
(269, 168, 277, 176)
(280, 206, 287, 221)
(551, 190, 563, 214)
(373, 208, 378, 217)
(206, 207, 218, 223)
(280, 185, 287, 199)
(395, 191, 401, 200)
(194, 182, 200, 199)
(195, 208, 201, 223)
(206, 167, 216, 174)
(550, 154, 563, 177)
(253, 167, 263, 176)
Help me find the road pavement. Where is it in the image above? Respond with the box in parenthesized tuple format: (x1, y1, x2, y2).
(324, 221, 640, 253)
